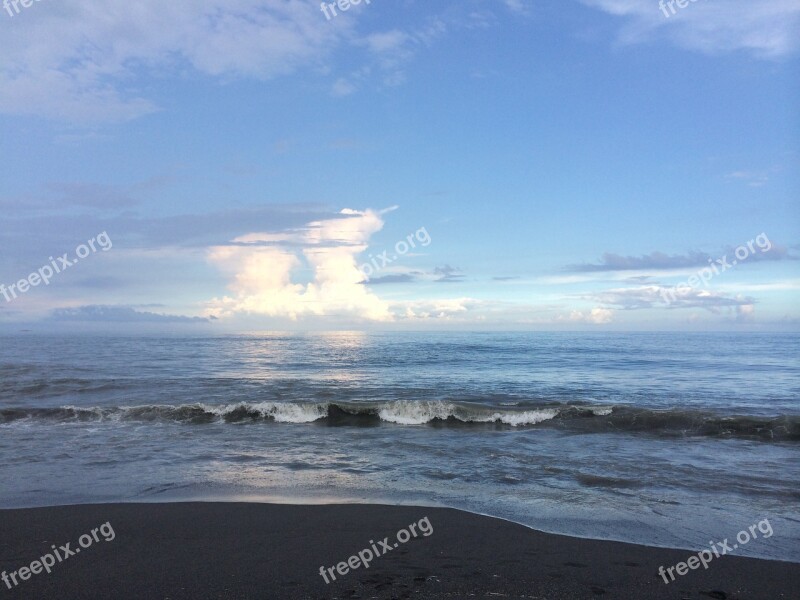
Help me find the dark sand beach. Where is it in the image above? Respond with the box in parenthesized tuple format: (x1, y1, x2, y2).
(0, 502, 797, 599)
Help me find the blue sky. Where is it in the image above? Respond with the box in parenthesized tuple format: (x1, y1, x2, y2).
(1, 0, 798, 331)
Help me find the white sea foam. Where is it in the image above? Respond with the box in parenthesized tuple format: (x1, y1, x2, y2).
(257, 401, 328, 423)
(485, 409, 559, 426)
(378, 400, 457, 425)
(204, 402, 328, 423)
(18, 401, 591, 428)
(377, 400, 559, 426)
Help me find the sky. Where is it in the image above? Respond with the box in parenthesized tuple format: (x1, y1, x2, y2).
(0, 0, 798, 332)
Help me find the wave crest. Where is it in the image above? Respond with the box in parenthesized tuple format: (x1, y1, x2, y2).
(1, 402, 797, 441)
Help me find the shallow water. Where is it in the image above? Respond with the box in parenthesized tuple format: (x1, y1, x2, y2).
(1, 332, 798, 561)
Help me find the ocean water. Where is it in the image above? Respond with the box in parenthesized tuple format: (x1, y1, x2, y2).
(1, 332, 798, 561)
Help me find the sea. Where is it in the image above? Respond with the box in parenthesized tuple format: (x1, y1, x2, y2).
(1, 332, 798, 561)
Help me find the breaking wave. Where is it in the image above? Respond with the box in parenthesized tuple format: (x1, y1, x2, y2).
(1, 401, 797, 441)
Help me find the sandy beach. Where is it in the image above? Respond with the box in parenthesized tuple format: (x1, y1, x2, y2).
(1, 502, 797, 599)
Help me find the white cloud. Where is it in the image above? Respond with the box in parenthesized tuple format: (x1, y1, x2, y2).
(206, 208, 394, 322)
(582, 0, 800, 57)
(564, 307, 615, 324)
(397, 298, 477, 320)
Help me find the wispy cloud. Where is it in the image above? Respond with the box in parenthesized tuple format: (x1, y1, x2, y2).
(588, 285, 755, 312)
(569, 251, 711, 272)
(336, 18, 449, 93)
(0, 174, 177, 213)
(434, 264, 464, 282)
(0, 0, 350, 122)
(582, 0, 800, 58)
(331, 77, 358, 97)
(50, 305, 210, 323)
(363, 273, 418, 285)
(0, 0, 469, 123)
(724, 165, 784, 188)
(501, 0, 533, 16)
(569, 244, 796, 273)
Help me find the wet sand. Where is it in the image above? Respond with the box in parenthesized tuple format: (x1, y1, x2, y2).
(0, 502, 797, 599)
